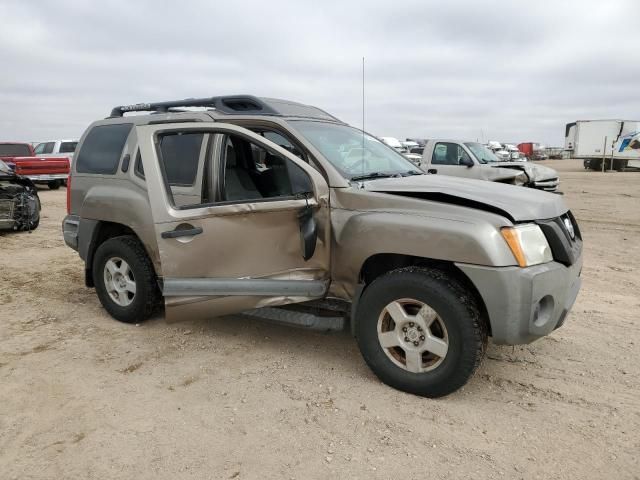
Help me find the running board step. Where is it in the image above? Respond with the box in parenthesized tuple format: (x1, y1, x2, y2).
(240, 307, 345, 332)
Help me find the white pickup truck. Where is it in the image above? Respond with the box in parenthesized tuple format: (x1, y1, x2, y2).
(417, 140, 559, 192)
(34, 139, 78, 158)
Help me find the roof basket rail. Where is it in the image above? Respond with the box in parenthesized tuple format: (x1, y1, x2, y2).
(109, 95, 279, 118)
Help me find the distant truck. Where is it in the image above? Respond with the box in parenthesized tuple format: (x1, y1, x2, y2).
(0, 142, 70, 189)
(518, 142, 548, 161)
(565, 120, 640, 171)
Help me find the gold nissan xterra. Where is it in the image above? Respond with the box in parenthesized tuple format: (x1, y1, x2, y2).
(62, 96, 583, 397)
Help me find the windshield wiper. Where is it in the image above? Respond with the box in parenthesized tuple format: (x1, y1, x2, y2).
(350, 172, 398, 181)
(404, 170, 423, 176)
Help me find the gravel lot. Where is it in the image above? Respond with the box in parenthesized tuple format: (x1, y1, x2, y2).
(1, 159, 638, 479)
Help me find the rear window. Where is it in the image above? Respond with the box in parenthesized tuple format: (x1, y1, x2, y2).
(159, 133, 204, 186)
(76, 124, 132, 174)
(60, 142, 78, 153)
(0, 144, 32, 157)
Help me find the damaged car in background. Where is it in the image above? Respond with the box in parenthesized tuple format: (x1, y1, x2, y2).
(418, 140, 560, 192)
(0, 160, 40, 232)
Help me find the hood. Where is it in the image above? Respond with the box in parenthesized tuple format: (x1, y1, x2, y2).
(361, 174, 566, 222)
(491, 162, 558, 181)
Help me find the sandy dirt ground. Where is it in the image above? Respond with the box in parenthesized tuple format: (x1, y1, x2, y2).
(1, 159, 638, 479)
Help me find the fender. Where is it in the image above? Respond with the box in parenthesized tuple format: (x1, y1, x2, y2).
(328, 188, 517, 298)
(77, 179, 160, 272)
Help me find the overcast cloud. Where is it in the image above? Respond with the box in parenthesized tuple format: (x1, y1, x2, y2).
(1, 0, 638, 146)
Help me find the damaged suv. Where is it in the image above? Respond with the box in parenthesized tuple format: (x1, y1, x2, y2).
(62, 96, 583, 397)
(0, 160, 40, 231)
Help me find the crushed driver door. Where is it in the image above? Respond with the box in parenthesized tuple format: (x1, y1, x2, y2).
(136, 122, 331, 322)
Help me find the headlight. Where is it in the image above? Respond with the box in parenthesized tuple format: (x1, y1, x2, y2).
(501, 224, 553, 267)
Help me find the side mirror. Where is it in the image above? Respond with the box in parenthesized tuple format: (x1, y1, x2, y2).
(298, 202, 317, 261)
(460, 156, 474, 167)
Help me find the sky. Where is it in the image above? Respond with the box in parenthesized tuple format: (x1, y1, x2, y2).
(1, 0, 638, 146)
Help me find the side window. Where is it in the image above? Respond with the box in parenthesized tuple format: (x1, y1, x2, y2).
(432, 142, 463, 165)
(157, 132, 208, 207)
(60, 142, 77, 153)
(159, 133, 204, 186)
(34, 143, 46, 154)
(76, 124, 133, 174)
(221, 134, 312, 203)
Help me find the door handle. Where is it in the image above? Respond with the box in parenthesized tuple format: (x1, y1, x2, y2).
(161, 225, 203, 239)
(427, 169, 438, 174)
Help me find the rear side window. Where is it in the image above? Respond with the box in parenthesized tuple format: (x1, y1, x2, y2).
(76, 124, 132, 174)
(159, 133, 204, 186)
(60, 142, 78, 153)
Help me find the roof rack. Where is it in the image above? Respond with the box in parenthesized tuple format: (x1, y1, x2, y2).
(109, 95, 280, 118)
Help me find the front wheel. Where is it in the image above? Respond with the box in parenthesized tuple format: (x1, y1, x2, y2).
(93, 235, 161, 323)
(355, 267, 487, 398)
(47, 180, 61, 190)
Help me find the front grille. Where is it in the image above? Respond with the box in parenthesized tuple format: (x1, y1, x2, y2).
(536, 211, 582, 266)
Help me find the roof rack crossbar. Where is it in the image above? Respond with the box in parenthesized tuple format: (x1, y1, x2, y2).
(109, 95, 280, 118)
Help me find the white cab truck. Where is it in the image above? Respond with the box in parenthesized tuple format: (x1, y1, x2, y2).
(418, 140, 559, 192)
(34, 139, 78, 158)
(565, 120, 640, 171)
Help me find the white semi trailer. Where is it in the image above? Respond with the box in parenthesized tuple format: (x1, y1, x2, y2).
(565, 120, 640, 171)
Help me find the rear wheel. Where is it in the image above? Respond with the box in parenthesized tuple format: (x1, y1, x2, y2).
(355, 267, 487, 398)
(47, 180, 61, 190)
(93, 235, 161, 323)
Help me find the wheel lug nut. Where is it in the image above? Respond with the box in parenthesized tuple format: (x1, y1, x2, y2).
(420, 335, 425, 341)
(402, 327, 408, 332)
(404, 337, 410, 342)
(413, 341, 419, 346)
(409, 322, 414, 327)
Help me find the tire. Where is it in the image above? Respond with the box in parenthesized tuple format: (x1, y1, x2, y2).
(48, 180, 61, 190)
(355, 267, 487, 398)
(92, 235, 161, 323)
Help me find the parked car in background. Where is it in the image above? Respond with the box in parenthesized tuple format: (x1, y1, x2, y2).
(0, 159, 40, 231)
(0, 142, 70, 189)
(487, 141, 511, 161)
(379, 136, 407, 153)
(518, 142, 548, 161)
(34, 139, 78, 158)
(406, 138, 426, 147)
(504, 143, 523, 161)
(418, 139, 559, 192)
(401, 140, 420, 151)
(565, 120, 640, 171)
(62, 95, 581, 398)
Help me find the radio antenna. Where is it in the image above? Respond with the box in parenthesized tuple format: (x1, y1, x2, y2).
(361, 56, 365, 179)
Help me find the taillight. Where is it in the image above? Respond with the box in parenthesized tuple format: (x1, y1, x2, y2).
(66, 174, 72, 214)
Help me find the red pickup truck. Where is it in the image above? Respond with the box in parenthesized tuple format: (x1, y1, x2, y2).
(0, 142, 70, 189)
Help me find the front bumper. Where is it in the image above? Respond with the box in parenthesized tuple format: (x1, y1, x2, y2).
(456, 256, 582, 345)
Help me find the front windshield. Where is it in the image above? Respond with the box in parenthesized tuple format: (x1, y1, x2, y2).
(292, 120, 421, 179)
(465, 142, 501, 164)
